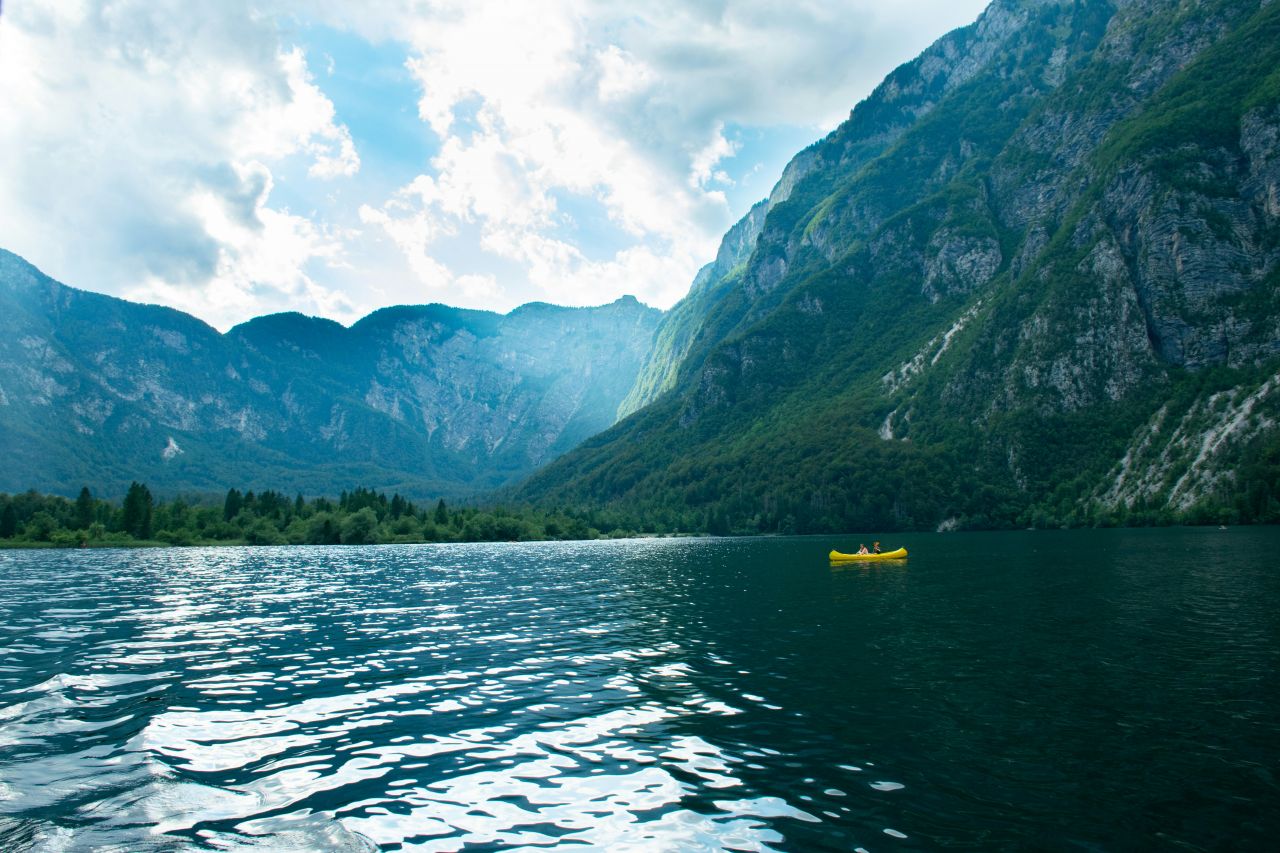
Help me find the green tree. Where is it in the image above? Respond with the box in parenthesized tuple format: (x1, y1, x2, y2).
(223, 488, 243, 522)
(75, 486, 95, 530)
(122, 482, 153, 539)
(26, 511, 58, 541)
(341, 507, 380, 545)
(169, 497, 189, 529)
(245, 518, 286, 546)
(388, 515, 421, 539)
(0, 503, 16, 538)
(306, 512, 341, 545)
(434, 499, 449, 526)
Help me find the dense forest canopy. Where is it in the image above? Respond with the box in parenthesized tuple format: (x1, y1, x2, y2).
(0, 485, 674, 548)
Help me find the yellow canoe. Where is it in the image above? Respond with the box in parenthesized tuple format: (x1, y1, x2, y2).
(829, 547, 908, 561)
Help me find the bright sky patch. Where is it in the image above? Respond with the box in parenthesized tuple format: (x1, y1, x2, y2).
(0, 1, 989, 329)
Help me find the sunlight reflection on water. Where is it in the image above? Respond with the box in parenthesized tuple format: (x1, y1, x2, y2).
(0, 542, 819, 851)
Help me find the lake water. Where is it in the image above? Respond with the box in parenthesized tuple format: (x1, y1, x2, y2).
(1, 529, 1278, 851)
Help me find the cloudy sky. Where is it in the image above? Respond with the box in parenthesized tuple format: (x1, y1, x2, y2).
(0, 0, 989, 330)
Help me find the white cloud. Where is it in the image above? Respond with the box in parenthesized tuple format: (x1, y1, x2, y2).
(357, 0, 737, 310)
(690, 125, 739, 190)
(358, 178, 457, 291)
(0, 1, 360, 329)
(595, 45, 654, 104)
(359, 0, 989, 312)
(127, 160, 356, 326)
(0, 0, 991, 326)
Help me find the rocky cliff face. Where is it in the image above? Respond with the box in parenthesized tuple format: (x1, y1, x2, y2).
(522, 0, 1280, 529)
(0, 250, 660, 499)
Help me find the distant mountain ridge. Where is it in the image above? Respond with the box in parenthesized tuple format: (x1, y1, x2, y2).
(519, 0, 1280, 530)
(0, 249, 660, 499)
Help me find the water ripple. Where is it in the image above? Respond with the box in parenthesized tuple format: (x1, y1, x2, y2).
(2, 531, 1278, 850)
(0, 543, 828, 851)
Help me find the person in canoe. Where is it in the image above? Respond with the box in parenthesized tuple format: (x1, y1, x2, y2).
(873, 541, 882, 553)
(830, 544, 908, 561)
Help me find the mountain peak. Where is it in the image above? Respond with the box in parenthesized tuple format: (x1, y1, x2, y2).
(0, 254, 663, 499)
(520, 0, 1280, 531)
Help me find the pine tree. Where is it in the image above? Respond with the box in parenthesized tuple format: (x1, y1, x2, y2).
(75, 486, 95, 530)
(223, 488, 243, 521)
(434, 498, 448, 526)
(170, 497, 189, 527)
(0, 503, 16, 539)
(122, 482, 153, 539)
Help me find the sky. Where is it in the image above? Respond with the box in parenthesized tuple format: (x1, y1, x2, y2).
(0, 0, 990, 331)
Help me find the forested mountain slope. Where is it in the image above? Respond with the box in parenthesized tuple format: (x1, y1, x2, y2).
(519, 0, 1280, 531)
(0, 250, 660, 499)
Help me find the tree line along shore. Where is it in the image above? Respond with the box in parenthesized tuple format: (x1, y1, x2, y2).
(0, 484, 665, 548)
(2, 472, 1276, 550)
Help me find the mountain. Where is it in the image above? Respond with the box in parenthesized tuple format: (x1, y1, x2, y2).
(517, 0, 1280, 531)
(0, 249, 660, 500)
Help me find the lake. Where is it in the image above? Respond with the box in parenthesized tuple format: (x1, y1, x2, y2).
(1, 529, 1278, 850)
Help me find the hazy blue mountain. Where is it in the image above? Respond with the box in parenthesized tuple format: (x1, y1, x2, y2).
(0, 249, 660, 499)
(517, 0, 1280, 531)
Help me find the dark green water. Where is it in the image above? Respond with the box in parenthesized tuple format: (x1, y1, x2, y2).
(1, 528, 1277, 850)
